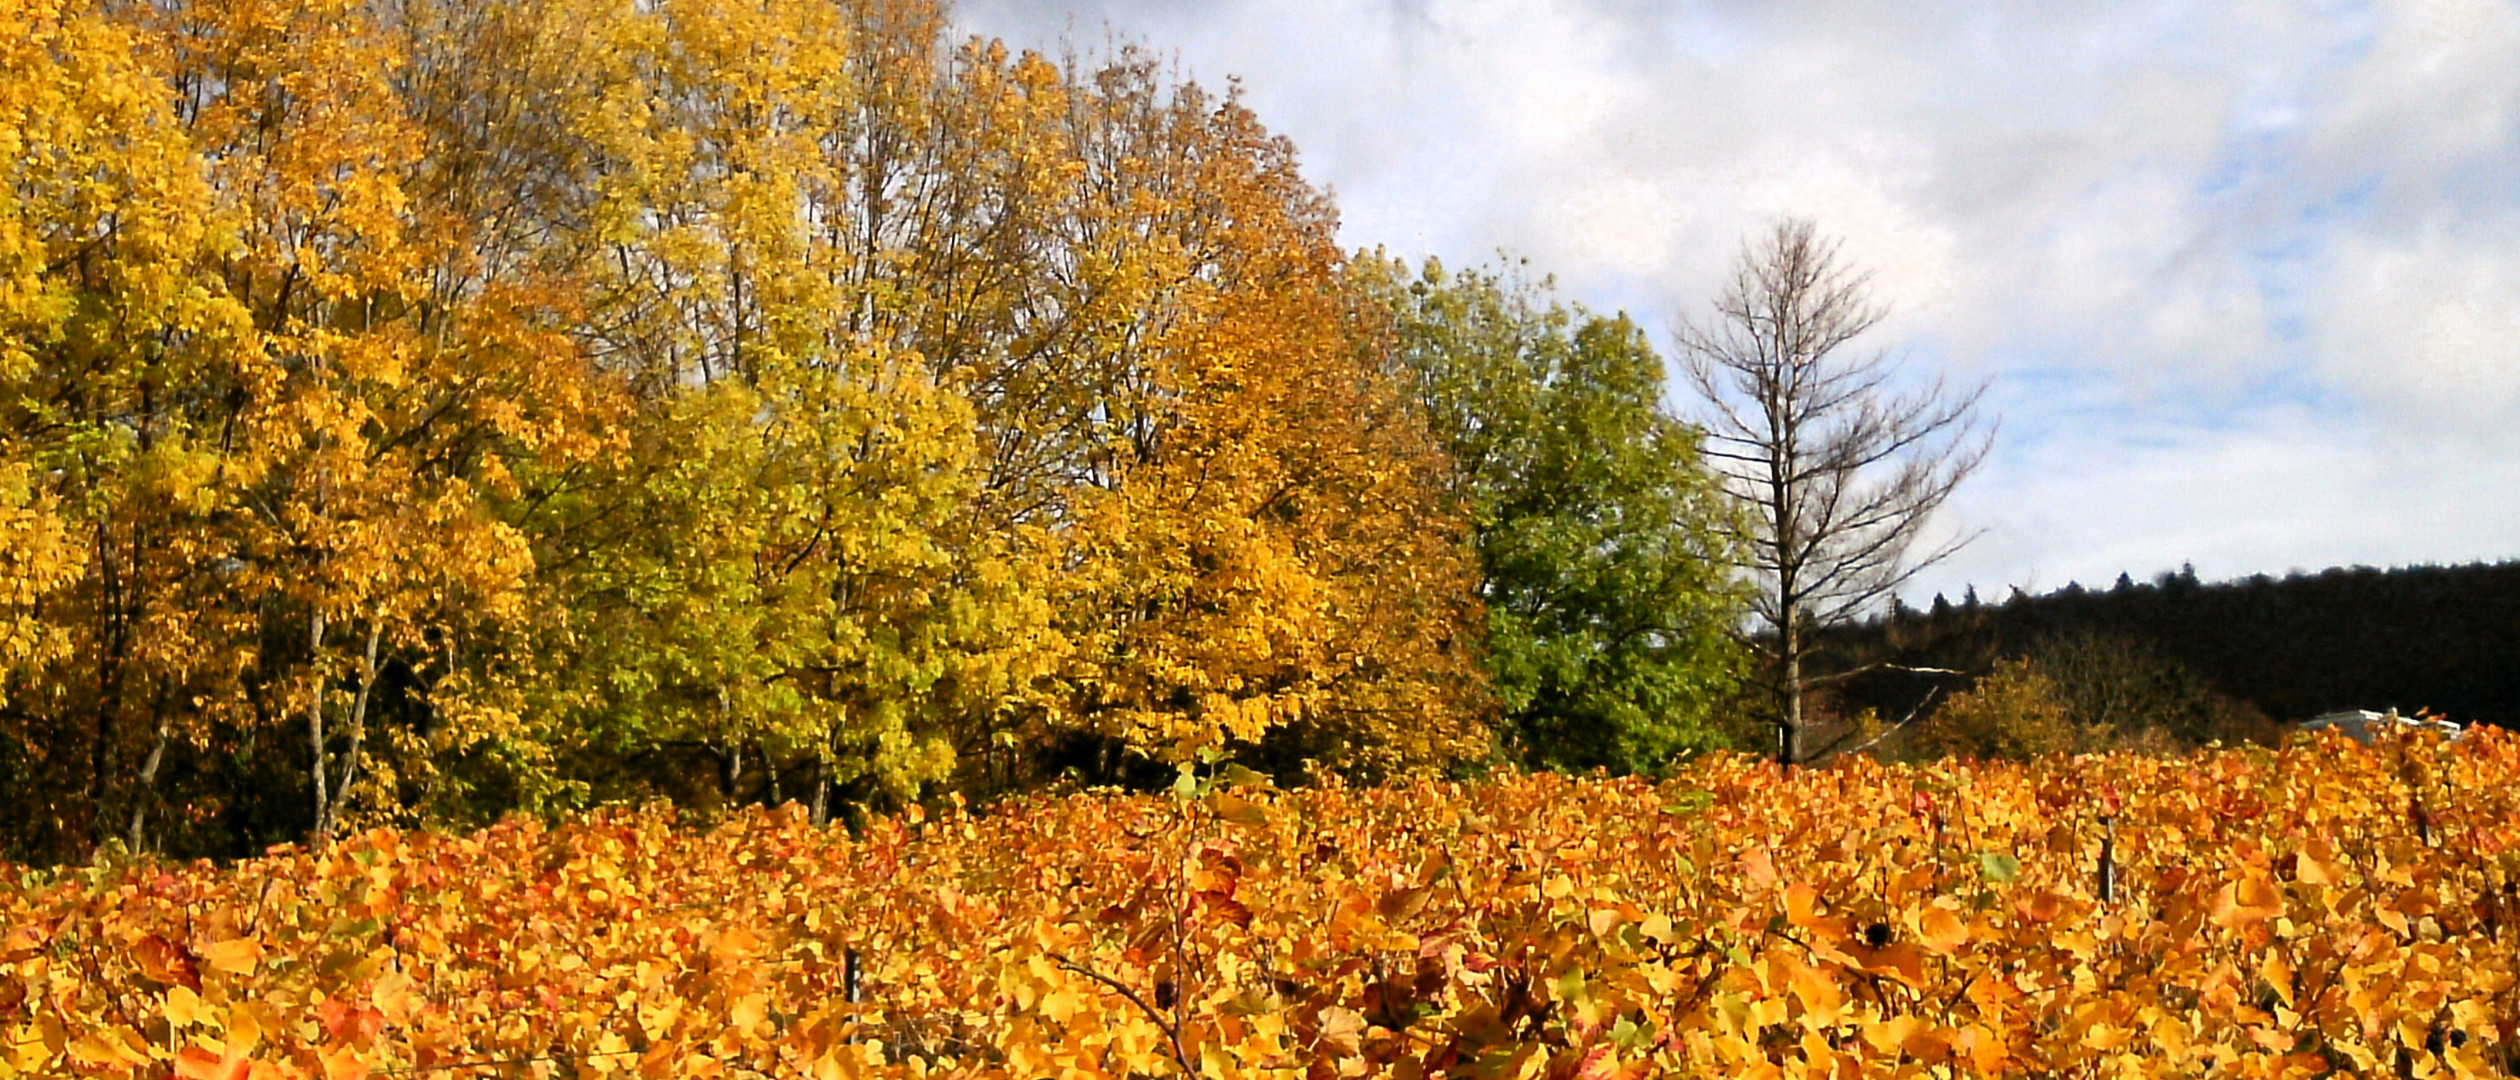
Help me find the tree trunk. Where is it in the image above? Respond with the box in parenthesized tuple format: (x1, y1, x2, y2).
(1780, 622, 1803, 766)
(308, 608, 328, 838)
(90, 521, 133, 853)
(319, 621, 382, 842)
(125, 715, 170, 851)
(809, 753, 830, 827)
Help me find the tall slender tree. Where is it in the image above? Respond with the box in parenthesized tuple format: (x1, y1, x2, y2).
(1676, 218, 1991, 765)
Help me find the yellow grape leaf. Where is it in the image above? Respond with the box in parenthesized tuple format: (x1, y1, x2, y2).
(368, 973, 419, 1023)
(1749, 994, 1789, 1030)
(2259, 951, 2296, 1008)
(165, 985, 211, 1029)
(1209, 791, 1272, 828)
(1314, 1006, 1365, 1056)
(1861, 1014, 1924, 1054)
(224, 1003, 264, 1057)
(2151, 1013, 2193, 1056)
(1788, 960, 1847, 1026)
(2081, 1020, 2131, 1052)
(1039, 987, 1082, 1024)
(66, 1026, 150, 1069)
(729, 993, 767, 1034)
(1798, 1029, 1840, 1074)
(198, 939, 261, 975)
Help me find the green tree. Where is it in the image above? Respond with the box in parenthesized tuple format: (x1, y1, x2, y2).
(1360, 255, 1746, 773)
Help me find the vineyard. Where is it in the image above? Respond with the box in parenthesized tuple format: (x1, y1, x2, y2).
(6, 731, 2518, 1079)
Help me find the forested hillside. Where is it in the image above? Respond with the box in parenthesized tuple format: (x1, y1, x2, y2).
(1832, 561, 2520, 745)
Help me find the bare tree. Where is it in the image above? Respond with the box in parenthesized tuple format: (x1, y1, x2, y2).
(1676, 218, 1991, 764)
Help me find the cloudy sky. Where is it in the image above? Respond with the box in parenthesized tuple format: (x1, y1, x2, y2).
(960, 0, 2520, 604)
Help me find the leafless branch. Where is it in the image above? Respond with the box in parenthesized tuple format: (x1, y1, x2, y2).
(1808, 686, 1945, 767)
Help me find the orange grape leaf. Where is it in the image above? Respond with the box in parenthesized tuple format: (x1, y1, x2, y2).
(133, 934, 203, 990)
(316, 1042, 370, 1080)
(709, 926, 759, 966)
(1739, 849, 1779, 891)
(1784, 882, 1821, 928)
(1861, 943, 1930, 987)
(2209, 877, 2284, 931)
(2014, 891, 2065, 924)
(2295, 841, 2344, 886)
(1917, 906, 1969, 953)
(1377, 886, 1432, 921)
(1958, 1023, 2007, 1074)
(175, 1046, 250, 1080)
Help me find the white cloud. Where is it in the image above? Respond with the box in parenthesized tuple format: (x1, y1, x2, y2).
(956, 0, 2520, 596)
(1910, 379, 2520, 603)
(2318, 216, 2520, 442)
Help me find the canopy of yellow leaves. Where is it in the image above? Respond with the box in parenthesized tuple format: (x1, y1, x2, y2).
(0, 0, 1489, 858)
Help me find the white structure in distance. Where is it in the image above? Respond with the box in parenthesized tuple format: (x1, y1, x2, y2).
(2298, 709, 2463, 744)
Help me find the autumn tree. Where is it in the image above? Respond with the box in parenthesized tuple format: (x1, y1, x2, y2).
(0, 0, 226, 856)
(0, 0, 1493, 859)
(1676, 218, 1990, 766)
(1885, 658, 2067, 760)
(1011, 71, 1490, 782)
(1362, 255, 1744, 774)
(3, 0, 628, 855)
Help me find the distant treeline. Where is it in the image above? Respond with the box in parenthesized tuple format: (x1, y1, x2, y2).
(1830, 560, 2520, 745)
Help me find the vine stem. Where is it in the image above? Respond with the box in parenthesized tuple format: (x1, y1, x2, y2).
(1050, 953, 1193, 1076)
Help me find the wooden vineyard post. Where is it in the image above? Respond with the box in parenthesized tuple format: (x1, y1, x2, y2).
(2097, 815, 2117, 905)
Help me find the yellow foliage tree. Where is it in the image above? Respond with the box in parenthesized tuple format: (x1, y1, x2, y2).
(0, 0, 1490, 860)
(529, 0, 1063, 819)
